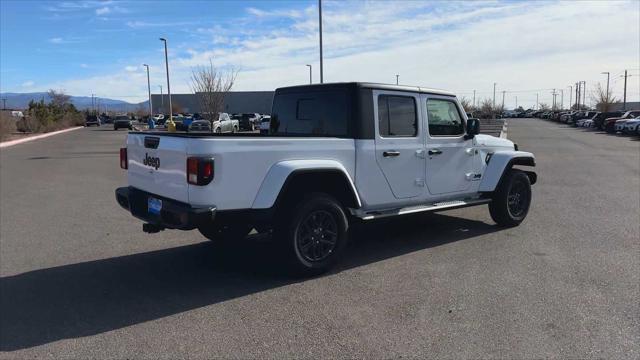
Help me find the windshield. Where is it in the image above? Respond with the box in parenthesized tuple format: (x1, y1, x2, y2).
(115, 116, 129, 120)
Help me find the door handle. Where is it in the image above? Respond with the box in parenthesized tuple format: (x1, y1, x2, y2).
(383, 150, 400, 157)
(428, 149, 443, 156)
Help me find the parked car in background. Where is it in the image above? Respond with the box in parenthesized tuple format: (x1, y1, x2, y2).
(570, 111, 597, 126)
(609, 110, 640, 133)
(188, 120, 212, 132)
(235, 113, 260, 131)
(100, 114, 112, 124)
(152, 114, 165, 122)
(212, 112, 239, 133)
(622, 117, 640, 134)
(576, 112, 598, 127)
(559, 111, 575, 123)
(592, 111, 623, 130)
(85, 114, 101, 127)
(113, 115, 133, 130)
(259, 115, 271, 134)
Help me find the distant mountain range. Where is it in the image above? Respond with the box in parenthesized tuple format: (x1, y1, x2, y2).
(0, 92, 146, 112)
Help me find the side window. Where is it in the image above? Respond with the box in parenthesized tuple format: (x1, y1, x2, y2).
(378, 95, 417, 137)
(270, 90, 348, 136)
(426, 99, 464, 136)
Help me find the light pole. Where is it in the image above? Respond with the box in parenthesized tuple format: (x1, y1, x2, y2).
(560, 89, 564, 110)
(581, 81, 586, 109)
(473, 90, 476, 108)
(395, 74, 399, 85)
(143, 64, 152, 117)
(306, 64, 312, 84)
(159, 37, 175, 131)
(492, 82, 497, 109)
(601, 72, 610, 100)
(568, 86, 572, 110)
(318, 0, 323, 83)
(158, 85, 164, 113)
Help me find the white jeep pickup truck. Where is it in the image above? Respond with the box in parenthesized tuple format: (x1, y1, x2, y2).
(116, 82, 536, 275)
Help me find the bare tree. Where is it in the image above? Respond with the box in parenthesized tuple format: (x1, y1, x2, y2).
(47, 89, 71, 108)
(538, 103, 550, 111)
(459, 96, 474, 113)
(189, 59, 238, 129)
(591, 83, 618, 112)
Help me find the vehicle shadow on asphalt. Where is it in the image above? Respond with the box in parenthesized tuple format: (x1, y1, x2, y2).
(0, 212, 499, 351)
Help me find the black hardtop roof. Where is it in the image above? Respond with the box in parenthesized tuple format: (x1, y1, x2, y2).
(275, 82, 456, 97)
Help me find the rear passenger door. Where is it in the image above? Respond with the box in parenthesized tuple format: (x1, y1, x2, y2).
(374, 91, 426, 199)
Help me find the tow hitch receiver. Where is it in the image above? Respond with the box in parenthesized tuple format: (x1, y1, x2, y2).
(143, 223, 165, 233)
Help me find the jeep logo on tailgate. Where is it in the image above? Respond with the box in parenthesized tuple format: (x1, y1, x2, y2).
(143, 153, 160, 170)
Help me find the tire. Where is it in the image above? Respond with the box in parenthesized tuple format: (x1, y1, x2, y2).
(276, 193, 349, 276)
(198, 223, 252, 243)
(489, 169, 532, 227)
(215, 127, 222, 134)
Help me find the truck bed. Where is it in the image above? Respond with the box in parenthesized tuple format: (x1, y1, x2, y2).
(125, 132, 356, 210)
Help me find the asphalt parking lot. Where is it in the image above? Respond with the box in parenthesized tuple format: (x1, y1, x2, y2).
(1, 119, 638, 358)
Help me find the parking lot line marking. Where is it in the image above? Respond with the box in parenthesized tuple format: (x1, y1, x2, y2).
(0, 126, 83, 148)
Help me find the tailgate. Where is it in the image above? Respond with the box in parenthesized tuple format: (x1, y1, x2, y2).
(127, 134, 189, 203)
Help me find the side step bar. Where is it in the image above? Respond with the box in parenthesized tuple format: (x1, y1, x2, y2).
(354, 198, 491, 220)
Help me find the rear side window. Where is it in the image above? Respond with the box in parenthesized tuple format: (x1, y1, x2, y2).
(426, 99, 464, 136)
(378, 95, 417, 137)
(270, 90, 349, 136)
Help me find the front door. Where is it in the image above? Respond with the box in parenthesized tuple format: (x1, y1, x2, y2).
(374, 91, 426, 199)
(422, 95, 476, 195)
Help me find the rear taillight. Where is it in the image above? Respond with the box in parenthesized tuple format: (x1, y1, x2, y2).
(187, 157, 214, 185)
(120, 148, 128, 169)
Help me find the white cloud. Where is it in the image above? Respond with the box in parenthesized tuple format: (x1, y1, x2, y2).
(29, 1, 640, 106)
(126, 20, 191, 29)
(174, 0, 639, 108)
(95, 6, 110, 15)
(80, 63, 89, 68)
(246, 7, 302, 19)
(48, 36, 84, 44)
(21, 81, 35, 88)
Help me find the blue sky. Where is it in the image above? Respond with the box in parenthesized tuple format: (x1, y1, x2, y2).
(1, 0, 638, 108)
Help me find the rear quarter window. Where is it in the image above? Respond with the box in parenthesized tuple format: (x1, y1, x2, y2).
(270, 89, 349, 136)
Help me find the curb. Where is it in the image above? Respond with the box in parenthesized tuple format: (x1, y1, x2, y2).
(0, 126, 83, 149)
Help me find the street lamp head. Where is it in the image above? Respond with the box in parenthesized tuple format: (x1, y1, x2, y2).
(143, 63, 148, 67)
(601, 72, 609, 74)
(159, 37, 166, 42)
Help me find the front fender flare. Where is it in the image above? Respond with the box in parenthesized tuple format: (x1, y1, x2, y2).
(251, 159, 361, 209)
(478, 151, 536, 192)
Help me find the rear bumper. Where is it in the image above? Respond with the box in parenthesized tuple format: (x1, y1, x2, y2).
(115, 186, 216, 230)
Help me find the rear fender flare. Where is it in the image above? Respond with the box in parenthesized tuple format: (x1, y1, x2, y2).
(478, 151, 536, 192)
(251, 160, 362, 209)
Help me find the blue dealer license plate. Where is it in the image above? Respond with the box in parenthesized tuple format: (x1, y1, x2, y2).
(148, 197, 162, 215)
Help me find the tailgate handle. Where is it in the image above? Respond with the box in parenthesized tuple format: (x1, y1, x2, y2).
(144, 137, 160, 149)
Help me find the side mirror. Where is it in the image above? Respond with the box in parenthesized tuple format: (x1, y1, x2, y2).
(465, 118, 480, 139)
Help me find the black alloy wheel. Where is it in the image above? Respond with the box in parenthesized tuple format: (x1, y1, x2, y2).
(489, 169, 532, 227)
(295, 210, 338, 262)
